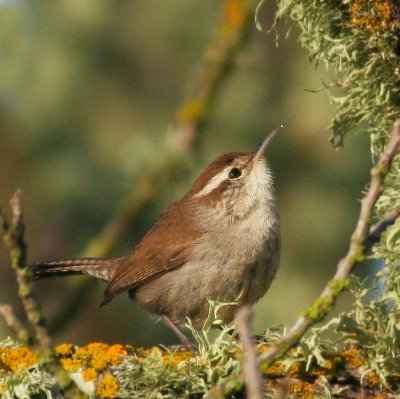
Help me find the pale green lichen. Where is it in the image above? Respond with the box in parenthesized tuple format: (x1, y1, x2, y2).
(0, 338, 61, 399)
(114, 300, 242, 399)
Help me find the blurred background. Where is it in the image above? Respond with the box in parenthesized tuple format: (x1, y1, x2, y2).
(0, 0, 372, 347)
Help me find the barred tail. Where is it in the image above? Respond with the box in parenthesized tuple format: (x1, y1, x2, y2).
(31, 257, 121, 282)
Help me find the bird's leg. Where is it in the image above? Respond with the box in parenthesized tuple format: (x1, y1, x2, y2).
(161, 315, 197, 352)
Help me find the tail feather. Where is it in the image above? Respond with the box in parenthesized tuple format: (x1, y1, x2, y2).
(31, 257, 120, 282)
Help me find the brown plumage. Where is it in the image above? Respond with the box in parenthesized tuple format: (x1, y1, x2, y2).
(32, 126, 282, 346)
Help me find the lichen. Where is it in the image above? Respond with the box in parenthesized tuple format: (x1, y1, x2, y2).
(0, 338, 60, 399)
(0, 346, 38, 373)
(96, 374, 119, 399)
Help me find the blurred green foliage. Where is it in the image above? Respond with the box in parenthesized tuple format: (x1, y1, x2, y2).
(0, 0, 371, 348)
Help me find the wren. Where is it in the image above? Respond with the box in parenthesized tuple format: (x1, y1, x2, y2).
(32, 126, 282, 349)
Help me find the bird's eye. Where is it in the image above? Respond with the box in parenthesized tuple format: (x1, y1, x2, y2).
(228, 168, 242, 179)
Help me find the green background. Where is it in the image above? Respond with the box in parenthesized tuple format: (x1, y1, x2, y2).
(0, 0, 371, 347)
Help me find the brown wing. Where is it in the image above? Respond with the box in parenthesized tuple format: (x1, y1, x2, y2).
(101, 200, 202, 305)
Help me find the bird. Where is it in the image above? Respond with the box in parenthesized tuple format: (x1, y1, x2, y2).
(32, 125, 282, 349)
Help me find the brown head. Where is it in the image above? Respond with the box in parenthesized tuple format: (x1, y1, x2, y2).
(185, 125, 283, 220)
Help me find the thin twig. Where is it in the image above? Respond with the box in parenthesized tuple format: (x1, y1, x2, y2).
(366, 207, 400, 247)
(0, 304, 30, 344)
(84, 0, 258, 259)
(0, 190, 51, 353)
(49, 0, 259, 333)
(236, 305, 263, 399)
(205, 120, 400, 398)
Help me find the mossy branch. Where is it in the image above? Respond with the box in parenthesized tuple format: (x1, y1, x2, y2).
(205, 119, 400, 398)
(260, 119, 400, 364)
(0, 190, 50, 353)
(49, 0, 259, 334)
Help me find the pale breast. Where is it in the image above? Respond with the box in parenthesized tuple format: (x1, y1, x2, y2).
(134, 201, 280, 328)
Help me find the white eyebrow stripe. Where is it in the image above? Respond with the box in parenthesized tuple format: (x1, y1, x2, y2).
(193, 166, 232, 198)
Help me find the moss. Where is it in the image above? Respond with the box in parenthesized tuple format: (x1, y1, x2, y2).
(302, 297, 334, 321)
(328, 278, 351, 293)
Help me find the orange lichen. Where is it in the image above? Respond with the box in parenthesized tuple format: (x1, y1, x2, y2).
(348, 0, 400, 32)
(56, 342, 128, 373)
(59, 357, 81, 373)
(264, 360, 286, 376)
(287, 361, 304, 378)
(341, 347, 363, 368)
(290, 381, 314, 399)
(55, 342, 128, 380)
(162, 350, 194, 366)
(366, 371, 380, 386)
(0, 346, 38, 373)
(54, 343, 75, 357)
(89, 343, 127, 370)
(307, 354, 343, 380)
(82, 367, 98, 382)
(258, 344, 269, 352)
(96, 374, 119, 399)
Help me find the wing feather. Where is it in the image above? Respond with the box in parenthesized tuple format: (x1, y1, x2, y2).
(102, 200, 202, 303)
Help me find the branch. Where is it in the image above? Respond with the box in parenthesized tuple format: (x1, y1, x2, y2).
(84, 0, 258, 259)
(258, 118, 400, 365)
(0, 304, 30, 344)
(236, 305, 263, 399)
(0, 190, 51, 353)
(49, 0, 259, 333)
(205, 120, 400, 398)
(366, 207, 400, 247)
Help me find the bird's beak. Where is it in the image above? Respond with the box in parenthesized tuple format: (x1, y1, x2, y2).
(252, 124, 284, 165)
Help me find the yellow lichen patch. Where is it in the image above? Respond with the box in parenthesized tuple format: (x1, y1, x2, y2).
(59, 357, 81, 373)
(0, 346, 38, 373)
(341, 347, 363, 368)
(309, 354, 342, 380)
(257, 344, 269, 352)
(54, 343, 75, 357)
(366, 371, 380, 386)
(162, 351, 194, 367)
(89, 344, 127, 370)
(290, 381, 314, 399)
(96, 374, 119, 399)
(133, 346, 155, 363)
(57, 342, 128, 373)
(0, 383, 7, 392)
(82, 367, 98, 382)
(287, 361, 305, 378)
(264, 360, 285, 376)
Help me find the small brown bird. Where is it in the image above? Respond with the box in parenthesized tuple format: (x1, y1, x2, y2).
(32, 126, 282, 348)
